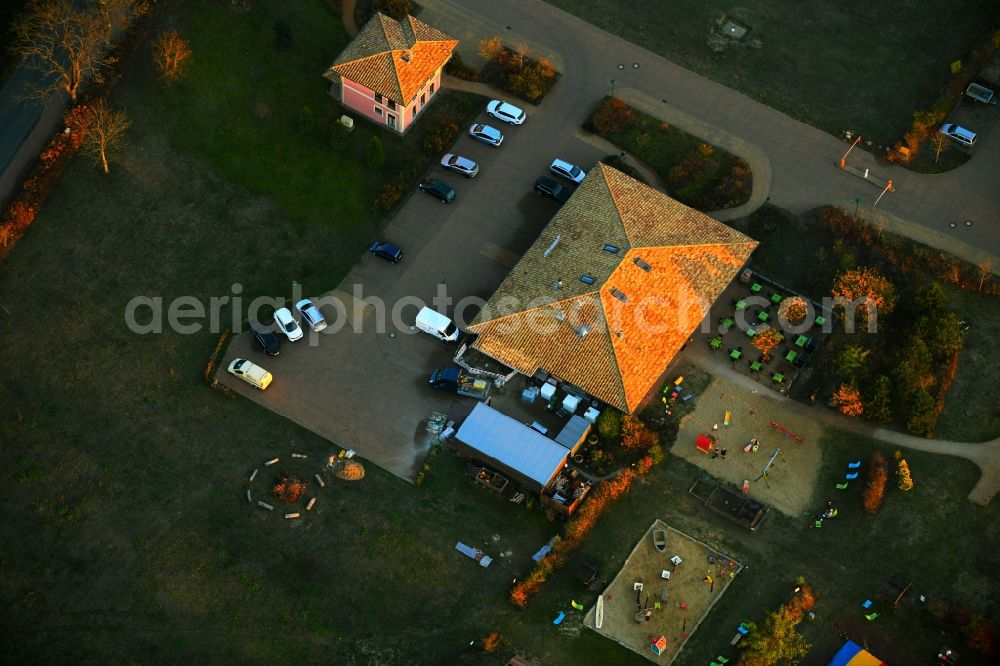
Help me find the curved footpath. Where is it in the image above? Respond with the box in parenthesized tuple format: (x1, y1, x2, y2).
(415, 0, 1000, 271)
(683, 343, 1000, 506)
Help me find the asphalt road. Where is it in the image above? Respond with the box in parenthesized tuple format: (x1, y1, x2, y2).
(419, 0, 1000, 265)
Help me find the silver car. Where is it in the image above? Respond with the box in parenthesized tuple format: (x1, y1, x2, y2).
(294, 299, 328, 332)
(468, 123, 504, 147)
(549, 158, 586, 184)
(440, 153, 479, 178)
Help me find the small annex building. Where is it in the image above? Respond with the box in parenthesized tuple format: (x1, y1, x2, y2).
(323, 12, 457, 134)
(455, 402, 569, 493)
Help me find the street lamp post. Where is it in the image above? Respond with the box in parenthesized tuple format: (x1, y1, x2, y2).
(854, 198, 862, 220)
(839, 135, 861, 168)
(610, 79, 616, 99)
(873, 180, 893, 208)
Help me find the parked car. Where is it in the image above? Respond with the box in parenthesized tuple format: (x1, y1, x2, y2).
(468, 123, 504, 147)
(486, 99, 526, 125)
(369, 240, 403, 263)
(549, 158, 586, 184)
(939, 123, 977, 147)
(534, 176, 571, 204)
(295, 298, 328, 332)
(227, 358, 273, 390)
(415, 306, 459, 342)
(440, 153, 479, 178)
(418, 178, 456, 203)
(251, 323, 281, 356)
(273, 307, 303, 342)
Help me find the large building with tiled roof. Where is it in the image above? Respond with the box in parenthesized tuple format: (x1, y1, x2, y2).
(467, 163, 758, 413)
(323, 12, 457, 134)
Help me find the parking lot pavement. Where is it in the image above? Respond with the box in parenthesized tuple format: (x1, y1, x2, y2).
(218, 104, 612, 482)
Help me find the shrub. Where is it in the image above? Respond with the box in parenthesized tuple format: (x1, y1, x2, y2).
(668, 151, 708, 190)
(831, 267, 897, 330)
(830, 383, 863, 417)
(621, 418, 657, 451)
(752, 327, 782, 359)
(329, 121, 350, 153)
(592, 98, 636, 134)
(635, 455, 654, 475)
(444, 51, 479, 81)
(510, 470, 635, 606)
(507, 59, 555, 102)
(904, 388, 936, 436)
(373, 0, 412, 20)
(373, 183, 402, 211)
(366, 135, 384, 170)
(894, 450, 914, 491)
(596, 408, 624, 439)
(481, 632, 500, 653)
(863, 452, 888, 514)
(864, 374, 893, 424)
(420, 119, 459, 154)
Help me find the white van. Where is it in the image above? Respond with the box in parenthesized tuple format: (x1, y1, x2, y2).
(228, 358, 273, 390)
(415, 307, 459, 342)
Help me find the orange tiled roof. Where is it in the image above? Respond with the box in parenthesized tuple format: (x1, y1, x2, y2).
(468, 163, 758, 413)
(323, 13, 457, 105)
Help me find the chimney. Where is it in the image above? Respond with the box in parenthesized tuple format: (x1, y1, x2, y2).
(401, 50, 412, 63)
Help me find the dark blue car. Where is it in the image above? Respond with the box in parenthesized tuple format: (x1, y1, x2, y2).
(369, 240, 403, 264)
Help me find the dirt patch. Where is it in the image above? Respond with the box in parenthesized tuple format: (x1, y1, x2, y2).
(584, 519, 742, 664)
(670, 376, 824, 516)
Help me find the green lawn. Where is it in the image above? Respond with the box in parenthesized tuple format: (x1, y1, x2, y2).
(935, 287, 1000, 442)
(546, 0, 999, 146)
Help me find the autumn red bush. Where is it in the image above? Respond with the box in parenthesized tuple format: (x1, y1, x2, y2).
(592, 98, 636, 134)
(863, 452, 888, 514)
(510, 470, 635, 607)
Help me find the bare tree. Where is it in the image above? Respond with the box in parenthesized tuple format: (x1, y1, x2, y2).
(153, 30, 193, 81)
(978, 256, 994, 292)
(13, 0, 113, 102)
(81, 99, 130, 173)
(513, 42, 529, 72)
(98, 0, 147, 38)
(932, 131, 948, 164)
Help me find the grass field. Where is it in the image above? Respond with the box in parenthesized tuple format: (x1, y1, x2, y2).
(1, 1, 999, 664)
(545, 0, 1000, 146)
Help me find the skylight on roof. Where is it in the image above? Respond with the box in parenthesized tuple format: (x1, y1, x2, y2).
(602, 244, 620, 254)
(610, 288, 628, 303)
(580, 275, 595, 285)
(633, 257, 652, 272)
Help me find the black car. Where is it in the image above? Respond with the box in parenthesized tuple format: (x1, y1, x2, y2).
(251, 324, 281, 356)
(369, 240, 403, 263)
(418, 178, 456, 203)
(534, 176, 571, 204)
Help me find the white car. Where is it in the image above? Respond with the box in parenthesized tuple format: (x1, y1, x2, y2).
(273, 307, 303, 341)
(487, 99, 525, 125)
(295, 299, 328, 332)
(549, 158, 586, 184)
(227, 358, 273, 390)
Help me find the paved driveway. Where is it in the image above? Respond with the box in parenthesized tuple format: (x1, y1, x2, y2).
(218, 105, 611, 481)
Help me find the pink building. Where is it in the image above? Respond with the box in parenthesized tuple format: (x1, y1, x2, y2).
(323, 12, 458, 134)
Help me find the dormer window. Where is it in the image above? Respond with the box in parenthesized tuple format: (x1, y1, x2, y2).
(580, 275, 595, 285)
(633, 257, 652, 272)
(611, 288, 628, 303)
(602, 244, 620, 254)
